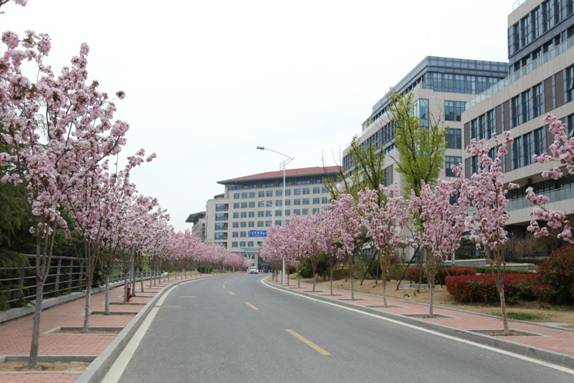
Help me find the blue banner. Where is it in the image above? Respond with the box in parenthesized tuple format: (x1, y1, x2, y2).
(248, 230, 267, 238)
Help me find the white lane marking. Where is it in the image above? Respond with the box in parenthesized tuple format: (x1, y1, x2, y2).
(261, 278, 574, 376)
(101, 307, 160, 383)
(101, 280, 201, 383)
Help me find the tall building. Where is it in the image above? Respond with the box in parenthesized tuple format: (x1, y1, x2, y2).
(203, 166, 340, 261)
(462, 0, 574, 234)
(342, 56, 508, 190)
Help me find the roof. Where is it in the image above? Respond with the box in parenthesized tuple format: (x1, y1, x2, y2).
(218, 166, 341, 185)
(185, 211, 206, 224)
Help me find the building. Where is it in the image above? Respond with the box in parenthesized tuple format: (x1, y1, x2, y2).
(462, 0, 574, 235)
(342, 56, 508, 190)
(203, 166, 340, 262)
(185, 211, 207, 242)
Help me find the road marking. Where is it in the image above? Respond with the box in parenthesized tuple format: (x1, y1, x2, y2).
(244, 302, 259, 311)
(286, 329, 331, 356)
(101, 306, 160, 383)
(262, 278, 574, 376)
(228, 291, 235, 296)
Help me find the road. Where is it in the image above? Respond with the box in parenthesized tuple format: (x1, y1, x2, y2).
(110, 274, 574, 383)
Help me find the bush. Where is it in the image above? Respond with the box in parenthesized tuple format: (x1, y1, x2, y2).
(403, 266, 476, 285)
(538, 244, 574, 304)
(445, 274, 538, 304)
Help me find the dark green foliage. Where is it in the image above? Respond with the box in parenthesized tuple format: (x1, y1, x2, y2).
(538, 245, 574, 305)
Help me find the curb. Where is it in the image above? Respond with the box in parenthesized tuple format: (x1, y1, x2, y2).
(263, 278, 574, 370)
(75, 275, 211, 383)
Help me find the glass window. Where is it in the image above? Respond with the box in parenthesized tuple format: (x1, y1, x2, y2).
(247, 241, 254, 247)
(285, 209, 291, 216)
(232, 222, 239, 228)
(257, 211, 264, 217)
(446, 128, 462, 149)
(240, 232, 246, 238)
(294, 188, 302, 195)
(232, 232, 239, 238)
(248, 211, 255, 218)
(275, 210, 282, 216)
(265, 200, 272, 207)
(321, 197, 329, 204)
(294, 209, 301, 216)
(275, 200, 282, 206)
(414, 98, 429, 128)
(248, 201, 255, 208)
(233, 212, 239, 219)
(241, 192, 248, 199)
(444, 100, 466, 121)
(445, 156, 462, 177)
(312, 208, 320, 214)
(285, 200, 291, 206)
(240, 202, 247, 208)
(302, 208, 309, 215)
(233, 193, 240, 199)
(265, 220, 272, 226)
(233, 202, 239, 209)
(312, 197, 320, 204)
(240, 241, 246, 247)
(302, 198, 310, 205)
(265, 211, 272, 217)
(240, 222, 247, 228)
(266, 190, 273, 197)
(240, 212, 247, 218)
(232, 242, 238, 248)
(248, 191, 255, 198)
(285, 189, 291, 196)
(302, 188, 310, 195)
(215, 232, 227, 240)
(258, 201, 264, 207)
(294, 199, 301, 205)
(257, 221, 264, 227)
(565, 65, 574, 102)
(258, 191, 265, 198)
(275, 220, 282, 226)
(248, 221, 255, 228)
(533, 82, 545, 117)
(312, 187, 321, 194)
(215, 213, 228, 221)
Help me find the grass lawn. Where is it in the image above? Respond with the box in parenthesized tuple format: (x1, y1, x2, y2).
(307, 278, 574, 327)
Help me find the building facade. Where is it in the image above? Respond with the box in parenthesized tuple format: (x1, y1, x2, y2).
(462, 0, 574, 232)
(342, 56, 508, 190)
(185, 211, 207, 242)
(203, 166, 340, 261)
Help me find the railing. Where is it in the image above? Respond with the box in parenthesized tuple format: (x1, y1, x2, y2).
(508, 181, 574, 210)
(0, 254, 155, 311)
(467, 35, 574, 110)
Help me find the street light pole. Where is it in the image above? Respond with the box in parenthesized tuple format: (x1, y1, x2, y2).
(256, 146, 293, 285)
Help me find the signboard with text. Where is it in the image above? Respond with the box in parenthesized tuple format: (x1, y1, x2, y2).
(248, 230, 267, 238)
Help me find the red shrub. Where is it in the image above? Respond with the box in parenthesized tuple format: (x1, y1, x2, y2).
(538, 244, 574, 304)
(445, 274, 537, 304)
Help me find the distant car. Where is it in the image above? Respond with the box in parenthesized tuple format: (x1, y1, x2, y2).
(248, 267, 259, 274)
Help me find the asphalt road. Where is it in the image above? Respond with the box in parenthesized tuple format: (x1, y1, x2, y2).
(115, 274, 573, 383)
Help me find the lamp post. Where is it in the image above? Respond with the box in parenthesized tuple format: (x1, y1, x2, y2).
(256, 146, 293, 285)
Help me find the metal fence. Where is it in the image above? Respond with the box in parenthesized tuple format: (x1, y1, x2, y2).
(0, 254, 130, 310)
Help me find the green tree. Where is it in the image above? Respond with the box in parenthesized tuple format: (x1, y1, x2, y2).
(388, 92, 446, 196)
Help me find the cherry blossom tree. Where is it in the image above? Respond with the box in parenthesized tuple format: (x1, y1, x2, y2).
(526, 114, 574, 243)
(315, 207, 342, 296)
(331, 194, 363, 300)
(466, 132, 516, 334)
(358, 185, 409, 307)
(414, 175, 468, 316)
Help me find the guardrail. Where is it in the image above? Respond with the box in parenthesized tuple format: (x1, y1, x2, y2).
(0, 254, 157, 311)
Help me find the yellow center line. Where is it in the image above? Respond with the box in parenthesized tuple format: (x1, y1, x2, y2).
(244, 302, 259, 311)
(285, 329, 331, 356)
(228, 291, 235, 296)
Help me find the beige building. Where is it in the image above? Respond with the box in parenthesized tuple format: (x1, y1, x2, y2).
(342, 57, 508, 189)
(186, 211, 207, 242)
(462, 0, 574, 233)
(203, 166, 340, 262)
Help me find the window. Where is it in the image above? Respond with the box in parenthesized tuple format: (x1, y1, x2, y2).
(248, 201, 255, 208)
(446, 128, 462, 149)
(511, 95, 520, 128)
(294, 209, 301, 215)
(265, 220, 272, 226)
(240, 212, 247, 218)
(312, 208, 320, 214)
(233, 193, 240, 199)
(233, 203, 239, 208)
(258, 191, 265, 198)
(471, 119, 478, 139)
(302, 188, 310, 195)
(265, 211, 272, 217)
(233, 212, 239, 219)
(215, 223, 227, 230)
(232, 242, 238, 248)
(302, 198, 310, 205)
(241, 192, 248, 199)
(294, 199, 301, 205)
(257, 211, 264, 217)
(248, 191, 255, 198)
(265, 200, 272, 207)
(312, 187, 321, 194)
(240, 202, 247, 208)
(321, 197, 329, 204)
(532, 82, 545, 117)
(414, 98, 429, 128)
(240, 222, 247, 228)
(266, 190, 273, 197)
(486, 110, 496, 138)
(445, 156, 462, 177)
(232, 222, 239, 228)
(565, 65, 574, 102)
(240, 241, 246, 247)
(248, 221, 255, 228)
(285, 189, 291, 196)
(258, 201, 264, 207)
(240, 232, 246, 238)
(257, 221, 264, 227)
(232, 232, 238, 238)
(247, 241, 254, 247)
(275, 220, 282, 226)
(302, 208, 309, 215)
(285, 209, 291, 216)
(444, 100, 466, 121)
(294, 188, 302, 195)
(312, 198, 320, 204)
(215, 232, 227, 240)
(215, 213, 228, 221)
(285, 200, 291, 206)
(275, 190, 282, 197)
(275, 210, 282, 216)
(275, 200, 282, 207)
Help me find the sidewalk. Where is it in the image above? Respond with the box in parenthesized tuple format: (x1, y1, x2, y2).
(267, 277, 574, 363)
(0, 275, 195, 383)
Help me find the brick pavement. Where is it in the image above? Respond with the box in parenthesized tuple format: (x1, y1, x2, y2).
(0, 275, 195, 383)
(269, 278, 574, 359)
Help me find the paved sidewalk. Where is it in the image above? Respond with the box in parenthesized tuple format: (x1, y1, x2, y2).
(0, 275, 195, 383)
(268, 277, 574, 361)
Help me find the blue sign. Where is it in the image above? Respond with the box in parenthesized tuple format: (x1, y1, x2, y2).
(248, 230, 267, 238)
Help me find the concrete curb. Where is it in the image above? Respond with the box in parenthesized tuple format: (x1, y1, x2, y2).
(75, 275, 214, 383)
(0, 275, 166, 324)
(263, 278, 574, 370)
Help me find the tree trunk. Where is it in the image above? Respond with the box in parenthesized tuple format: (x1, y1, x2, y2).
(297, 273, 301, 289)
(381, 255, 388, 307)
(329, 258, 334, 296)
(348, 255, 355, 300)
(496, 266, 510, 335)
(104, 272, 110, 315)
(131, 261, 136, 297)
(429, 278, 434, 317)
(140, 268, 144, 293)
(312, 261, 317, 292)
(82, 273, 92, 333)
(29, 281, 44, 368)
(360, 252, 377, 286)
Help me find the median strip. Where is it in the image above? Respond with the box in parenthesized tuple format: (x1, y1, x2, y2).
(244, 302, 259, 311)
(286, 329, 331, 356)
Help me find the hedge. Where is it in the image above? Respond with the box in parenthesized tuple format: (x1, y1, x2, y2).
(445, 274, 540, 304)
(404, 267, 477, 285)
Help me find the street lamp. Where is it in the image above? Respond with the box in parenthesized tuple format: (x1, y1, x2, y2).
(256, 146, 293, 285)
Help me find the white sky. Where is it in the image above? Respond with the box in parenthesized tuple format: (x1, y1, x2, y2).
(2, 0, 514, 229)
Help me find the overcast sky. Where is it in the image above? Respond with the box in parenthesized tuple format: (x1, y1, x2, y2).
(3, 0, 515, 229)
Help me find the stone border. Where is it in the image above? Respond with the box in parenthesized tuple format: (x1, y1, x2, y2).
(75, 275, 216, 383)
(263, 278, 574, 370)
(0, 355, 96, 363)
